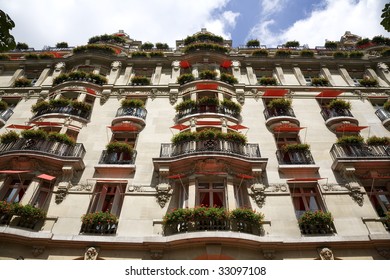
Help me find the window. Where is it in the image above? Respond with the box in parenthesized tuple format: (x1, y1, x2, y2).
(31, 181, 52, 208)
(89, 182, 125, 216)
(197, 182, 225, 208)
(1, 179, 32, 203)
(365, 186, 390, 217)
(289, 183, 326, 218)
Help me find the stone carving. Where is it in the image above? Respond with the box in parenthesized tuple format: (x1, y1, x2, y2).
(169, 89, 178, 105)
(321, 184, 347, 192)
(249, 184, 266, 208)
(155, 183, 172, 208)
(84, 247, 99, 260)
(111, 61, 122, 69)
(378, 62, 389, 73)
(262, 250, 275, 260)
(267, 184, 288, 192)
(236, 90, 245, 105)
(54, 62, 65, 71)
(69, 182, 93, 192)
(55, 187, 69, 204)
(32, 246, 45, 257)
(319, 247, 334, 260)
(345, 182, 364, 206)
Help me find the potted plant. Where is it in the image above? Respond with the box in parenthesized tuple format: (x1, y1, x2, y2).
(197, 96, 219, 107)
(349, 51, 364, 58)
(298, 210, 334, 234)
(175, 99, 196, 112)
(106, 142, 133, 154)
(14, 77, 32, 87)
(333, 51, 348, 58)
(121, 99, 144, 108)
(275, 50, 292, 57)
(131, 51, 148, 58)
(177, 73, 195, 85)
(171, 131, 197, 145)
(162, 207, 193, 234)
(184, 43, 228, 54)
(336, 135, 364, 145)
(131, 76, 150, 85)
(140, 42, 154, 50)
(267, 98, 292, 110)
(0, 130, 20, 144)
(311, 77, 329, 86)
(325, 41, 338, 49)
(246, 39, 260, 47)
(199, 70, 217, 80)
(0, 100, 8, 111)
(259, 77, 277, 85)
(359, 78, 378, 87)
(282, 143, 310, 153)
(300, 50, 314, 57)
(21, 129, 48, 141)
(220, 73, 237, 85)
(221, 99, 241, 114)
(49, 98, 70, 108)
(230, 207, 264, 234)
(366, 136, 390, 146)
(81, 211, 118, 234)
(73, 44, 116, 55)
(71, 101, 92, 112)
(48, 132, 75, 146)
(328, 99, 351, 111)
(0, 201, 19, 225)
(284, 41, 300, 48)
(252, 49, 268, 57)
(15, 204, 46, 229)
(221, 131, 247, 145)
(31, 101, 50, 113)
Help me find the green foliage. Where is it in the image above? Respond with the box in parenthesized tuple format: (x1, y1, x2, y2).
(183, 33, 224, 45)
(25, 53, 39, 59)
(197, 96, 219, 106)
(366, 136, 390, 146)
(298, 210, 333, 226)
(0, 130, 19, 144)
(0, 54, 10, 60)
(300, 50, 314, 57)
(15, 204, 46, 221)
(131, 51, 148, 58)
(259, 77, 277, 85)
(336, 135, 364, 145)
(106, 142, 133, 155)
(359, 78, 378, 87)
(56, 42, 68, 48)
(174, 99, 196, 112)
(384, 101, 390, 111)
(149, 51, 164, 57)
(0, 100, 8, 110)
(14, 77, 32, 87)
(177, 73, 195, 85)
(15, 42, 29, 50)
(31, 101, 50, 113)
(281, 143, 310, 153)
(275, 49, 291, 57)
(230, 208, 264, 225)
(39, 52, 55, 59)
(220, 73, 237, 85)
(184, 43, 228, 54)
(284, 41, 300, 48)
(71, 101, 92, 112)
(171, 130, 247, 145)
(73, 44, 115, 55)
(155, 42, 169, 49)
(171, 131, 197, 144)
(50, 98, 70, 108)
(349, 51, 364, 58)
(81, 211, 118, 225)
(381, 48, 390, 57)
(246, 39, 260, 47)
(140, 42, 154, 50)
(0, 10, 16, 51)
(53, 71, 107, 86)
(199, 70, 218, 80)
(325, 41, 338, 49)
(130, 76, 150, 85)
(328, 99, 351, 110)
(267, 98, 292, 110)
(333, 51, 348, 58)
(252, 49, 269, 57)
(356, 38, 370, 47)
(121, 99, 145, 108)
(0, 201, 19, 215)
(88, 34, 125, 45)
(21, 129, 48, 140)
(221, 99, 241, 113)
(48, 132, 75, 146)
(311, 77, 329, 86)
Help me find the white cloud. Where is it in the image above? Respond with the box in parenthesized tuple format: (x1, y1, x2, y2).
(0, 0, 236, 49)
(249, 0, 389, 48)
(260, 0, 288, 16)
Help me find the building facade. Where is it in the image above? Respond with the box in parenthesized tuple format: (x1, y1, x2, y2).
(0, 29, 389, 260)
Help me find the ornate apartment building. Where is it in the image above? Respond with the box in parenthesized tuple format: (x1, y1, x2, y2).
(0, 29, 389, 260)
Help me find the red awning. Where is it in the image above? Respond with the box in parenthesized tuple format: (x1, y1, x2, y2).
(6, 124, 33, 130)
(273, 124, 304, 133)
(167, 174, 186, 179)
(228, 124, 248, 130)
(86, 88, 96, 95)
(31, 121, 62, 126)
(196, 121, 222, 126)
(196, 83, 218, 90)
(236, 174, 254, 179)
(96, 180, 128, 183)
(316, 90, 343, 98)
(170, 124, 190, 130)
(263, 89, 289, 97)
(180, 60, 191, 68)
(195, 171, 227, 175)
(220, 60, 232, 68)
(37, 174, 56, 181)
(0, 170, 31, 174)
(287, 178, 325, 182)
(108, 123, 139, 132)
(335, 124, 368, 132)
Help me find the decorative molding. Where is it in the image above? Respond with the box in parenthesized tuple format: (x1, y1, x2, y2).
(321, 183, 348, 192)
(155, 183, 172, 208)
(69, 182, 93, 192)
(262, 249, 275, 260)
(249, 184, 266, 208)
(345, 182, 364, 206)
(150, 249, 164, 260)
(169, 88, 179, 105)
(266, 183, 288, 193)
(32, 246, 45, 257)
(376, 248, 390, 260)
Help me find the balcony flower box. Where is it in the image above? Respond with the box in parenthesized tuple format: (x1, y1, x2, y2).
(229, 208, 264, 235)
(336, 135, 364, 145)
(70, 101, 92, 112)
(298, 210, 334, 234)
(0, 130, 19, 144)
(252, 49, 269, 57)
(184, 34, 224, 45)
(48, 132, 76, 146)
(275, 50, 291, 57)
(0, 201, 17, 225)
(171, 129, 247, 145)
(221, 99, 241, 114)
(246, 39, 260, 47)
(311, 77, 329, 86)
(31, 101, 50, 113)
(220, 73, 237, 85)
(50, 98, 71, 108)
(259, 76, 277, 85)
(366, 136, 390, 146)
(106, 142, 133, 155)
(183, 43, 228, 54)
(328, 99, 351, 111)
(14, 204, 46, 230)
(333, 51, 348, 58)
(53, 71, 107, 86)
(281, 143, 310, 153)
(300, 50, 314, 57)
(199, 70, 217, 80)
(359, 78, 378, 87)
(121, 99, 145, 108)
(80, 211, 118, 234)
(73, 44, 115, 55)
(21, 129, 48, 141)
(177, 73, 195, 85)
(131, 76, 150, 86)
(197, 96, 219, 107)
(175, 99, 196, 112)
(14, 77, 32, 87)
(267, 98, 292, 110)
(0, 100, 8, 111)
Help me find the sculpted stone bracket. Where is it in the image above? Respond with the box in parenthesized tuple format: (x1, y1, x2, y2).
(155, 183, 172, 208)
(84, 247, 99, 260)
(249, 183, 288, 208)
(318, 247, 335, 260)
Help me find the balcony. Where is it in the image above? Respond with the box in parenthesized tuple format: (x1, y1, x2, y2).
(95, 150, 137, 175)
(263, 107, 299, 129)
(80, 221, 118, 235)
(176, 105, 240, 122)
(159, 140, 261, 159)
(375, 108, 390, 128)
(320, 108, 358, 128)
(31, 105, 91, 122)
(98, 150, 137, 164)
(276, 150, 316, 165)
(330, 143, 390, 173)
(0, 138, 86, 169)
(116, 107, 147, 119)
(0, 108, 14, 126)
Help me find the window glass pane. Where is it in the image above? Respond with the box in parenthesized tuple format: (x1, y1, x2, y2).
(213, 192, 224, 207)
(199, 192, 210, 207)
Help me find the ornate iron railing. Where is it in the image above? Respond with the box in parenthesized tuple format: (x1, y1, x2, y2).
(320, 108, 354, 121)
(375, 108, 390, 122)
(330, 144, 390, 159)
(0, 108, 14, 123)
(98, 150, 137, 164)
(176, 105, 240, 120)
(115, 107, 147, 120)
(32, 105, 91, 120)
(276, 150, 315, 164)
(0, 138, 86, 159)
(159, 140, 261, 158)
(80, 222, 118, 234)
(263, 107, 296, 120)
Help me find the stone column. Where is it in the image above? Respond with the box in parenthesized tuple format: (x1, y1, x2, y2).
(188, 177, 196, 208)
(226, 177, 236, 210)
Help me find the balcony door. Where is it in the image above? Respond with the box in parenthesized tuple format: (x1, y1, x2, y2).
(197, 182, 225, 208)
(89, 183, 125, 216)
(1, 178, 32, 203)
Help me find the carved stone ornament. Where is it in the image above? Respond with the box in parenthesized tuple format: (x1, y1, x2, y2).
(169, 89, 178, 105)
(262, 250, 275, 260)
(54, 62, 65, 71)
(111, 61, 122, 69)
(249, 184, 266, 208)
(155, 183, 172, 208)
(84, 247, 99, 260)
(69, 182, 93, 192)
(318, 247, 334, 260)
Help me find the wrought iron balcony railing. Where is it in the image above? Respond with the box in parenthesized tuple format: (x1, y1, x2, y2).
(0, 108, 14, 123)
(0, 138, 86, 159)
(32, 105, 91, 120)
(80, 221, 118, 234)
(176, 105, 240, 120)
(276, 150, 316, 165)
(159, 140, 261, 158)
(115, 107, 147, 120)
(98, 150, 137, 164)
(263, 107, 296, 120)
(320, 108, 354, 121)
(375, 108, 390, 122)
(330, 143, 390, 159)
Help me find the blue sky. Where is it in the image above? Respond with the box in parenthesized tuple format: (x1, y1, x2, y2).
(1, 0, 388, 49)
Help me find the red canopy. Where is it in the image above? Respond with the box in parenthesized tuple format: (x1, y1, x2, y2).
(108, 123, 139, 132)
(37, 174, 56, 181)
(228, 124, 248, 130)
(6, 124, 33, 130)
(316, 90, 343, 98)
(273, 124, 304, 133)
(287, 178, 325, 182)
(196, 83, 218, 90)
(263, 89, 288, 97)
(167, 174, 186, 179)
(335, 124, 368, 132)
(31, 121, 62, 126)
(170, 124, 189, 130)
(86, 88, 96, 95)
(236, 174, 254, 179)
(0, 170, 31, 174)
(220, 60, 232, 68)
(180, 60, 191, 68)
(196, 121, 222, 126)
